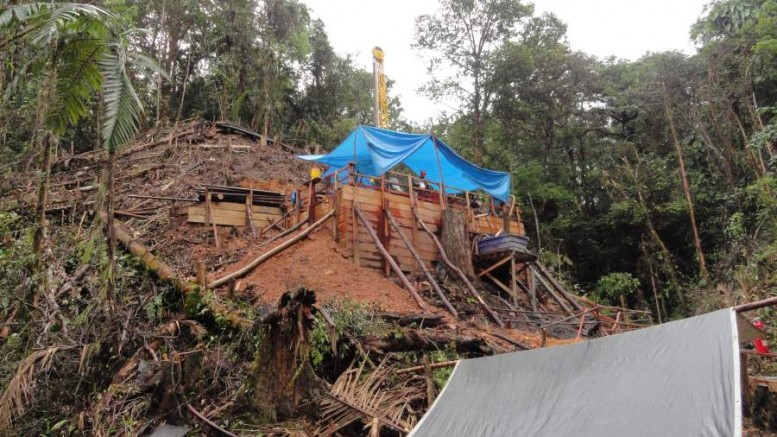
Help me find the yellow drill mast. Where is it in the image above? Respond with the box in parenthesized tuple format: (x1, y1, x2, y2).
(372, 46, 389, 128)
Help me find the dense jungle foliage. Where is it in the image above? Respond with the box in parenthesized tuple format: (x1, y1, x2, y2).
(2, 0, 776, 336)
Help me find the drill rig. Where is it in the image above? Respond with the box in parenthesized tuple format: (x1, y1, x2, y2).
(372, 46, 389, 128)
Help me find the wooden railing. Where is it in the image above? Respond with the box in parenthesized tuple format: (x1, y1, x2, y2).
(316, 164, 523, 233)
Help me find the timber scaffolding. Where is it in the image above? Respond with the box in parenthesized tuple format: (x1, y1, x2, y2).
(188, 163, 651, 333)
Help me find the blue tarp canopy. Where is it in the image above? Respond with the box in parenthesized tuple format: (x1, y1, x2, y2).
(298, 126, 512, 202)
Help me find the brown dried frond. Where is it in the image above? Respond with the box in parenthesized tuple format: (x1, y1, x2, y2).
(315, 360, 422, 436)
(0, 346, 62, 433)
(240, 419, 313, 436)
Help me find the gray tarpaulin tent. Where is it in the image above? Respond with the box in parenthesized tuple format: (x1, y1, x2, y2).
(409, 308, 761, 437)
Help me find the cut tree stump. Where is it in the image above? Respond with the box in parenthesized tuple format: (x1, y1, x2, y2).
(441, 209, 475, 278)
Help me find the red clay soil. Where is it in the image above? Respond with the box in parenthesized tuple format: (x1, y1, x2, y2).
(210, 225, 425, 313)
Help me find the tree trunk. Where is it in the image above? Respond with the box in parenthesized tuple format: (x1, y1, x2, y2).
(441, 209, 474, 278)
(661, 78, 709, 283)
(104, 149, 117, 310)
(30, 133, 54, 315)
(472, 73, 484, 165)
(252, 288, 324, 421)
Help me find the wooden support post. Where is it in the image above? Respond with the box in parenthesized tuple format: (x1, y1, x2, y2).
(295, 188, 302, 225)
(424, 355, 437, 405)
(205, 190, 220, 248)
(503, 204, 511, 235)
(511, 256, 518, 307)
(534, 262, 583, 311)
(415, 212, 504, 328)
(384, 208, 458, 318)
(531, 264, 574, 314)
(439, 183, 447, 212)
(355, 206, 427, 311)
(308, 181, 317, 226)
(246, 189, 257, 237)
(465, 191, 472, 222)
(409, 180, 419, 265)
(351, 200, 360, 266)
(380, 198, 391, 277)
(196, 261, 207, 289)
(333, 188, 341, 242)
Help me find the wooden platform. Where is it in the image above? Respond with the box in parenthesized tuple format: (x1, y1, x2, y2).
(186, 179, 527, 277)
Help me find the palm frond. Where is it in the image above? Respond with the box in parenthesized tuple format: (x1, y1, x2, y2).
(100, 45, 143, 152)
(49, 32, 105, 134)
(127, 50, 170, 81)
(0, 3, 110, 47)
(315, 360, 422, 436)
(0, 346, 62, 433)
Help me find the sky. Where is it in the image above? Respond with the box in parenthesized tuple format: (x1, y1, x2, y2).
(301, 0, 711, 124)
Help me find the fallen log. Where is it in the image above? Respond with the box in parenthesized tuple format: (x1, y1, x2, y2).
(100, 212, 252, 329)
(384, 209, 457, 318)
(362, 329, 491, 355)
(489, 332, 531, 350)
(735, 296, 777, 312)
(379, 312, 445, 327)
(127, 194, 198, 202)
(355, 206, 428, 311)
(208, 209, 335, 289)
(414, 212, 504, 328)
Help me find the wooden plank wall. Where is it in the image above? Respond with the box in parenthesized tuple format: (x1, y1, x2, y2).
(339, 185, 440, 273)
(188, 202, 282, 227)
(187, 182, 525, 277)
(337, 185, 526, 275)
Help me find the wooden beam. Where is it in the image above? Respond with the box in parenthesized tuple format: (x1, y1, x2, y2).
(355, 205, 428, 311)
(485, 272, 513, 298)
(415, 212, 504, 328)
(380, 197, 390, 276)
(333, 189, 341, 242)
(260, 208, 293, 236)
(208, 209, 335, 289)
(352, 200, 360, 265)
(531, 264, 574, 314)
(385, 208, 458, 318)
(534, 261, 583, 311)
(476, 254, 513, 278)
(511, 256, 517, 307)
(206, 190, 220, 248)
(246, 189, 257, 237)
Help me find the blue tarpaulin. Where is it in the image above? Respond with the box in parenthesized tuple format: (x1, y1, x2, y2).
(298, 126, 512, 202)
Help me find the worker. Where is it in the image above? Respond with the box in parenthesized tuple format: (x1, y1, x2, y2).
(418, 170, 428, 190)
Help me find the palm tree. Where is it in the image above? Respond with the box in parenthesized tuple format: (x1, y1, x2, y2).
(1, 3, 165, 314)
